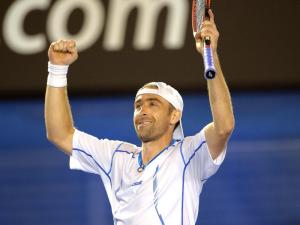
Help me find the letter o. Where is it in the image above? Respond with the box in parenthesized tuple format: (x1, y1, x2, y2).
(47, 0, 105, 52)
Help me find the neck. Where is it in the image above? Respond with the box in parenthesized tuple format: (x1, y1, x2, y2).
(141, 134, 173, 165)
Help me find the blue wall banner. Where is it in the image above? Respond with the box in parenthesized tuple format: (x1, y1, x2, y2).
(0, 92, 300, 225)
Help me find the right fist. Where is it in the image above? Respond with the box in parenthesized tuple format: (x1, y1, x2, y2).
(48, 40, 78, 65)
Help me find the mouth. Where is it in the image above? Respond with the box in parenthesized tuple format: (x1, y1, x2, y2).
(138, 120, 152, 126)
(137, 119, 153, 129)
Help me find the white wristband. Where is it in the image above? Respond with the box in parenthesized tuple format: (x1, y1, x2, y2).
(47, 74, 67, 87)
(48, 61, 69, 75)
(47, 62, 69, 87)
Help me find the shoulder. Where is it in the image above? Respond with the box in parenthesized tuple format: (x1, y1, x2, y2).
(73, 129, 138, 153)
(171, 128, 207, 153)
(182, 128, 206, 148)
(177, 128, 207, 163)
(114, 141, 140, 155)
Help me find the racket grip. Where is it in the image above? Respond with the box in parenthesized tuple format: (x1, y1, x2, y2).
(203, 44, 216, 79)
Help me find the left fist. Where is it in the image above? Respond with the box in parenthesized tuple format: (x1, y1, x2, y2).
(195, 9, 219, 55)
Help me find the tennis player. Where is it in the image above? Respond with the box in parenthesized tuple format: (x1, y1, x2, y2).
(45, 10, 234, 225)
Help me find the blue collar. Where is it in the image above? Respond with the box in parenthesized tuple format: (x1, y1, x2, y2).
(137, 139, 177, 172)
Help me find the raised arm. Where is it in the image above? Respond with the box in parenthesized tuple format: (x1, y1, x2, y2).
(45, 40, 78, 155)
(195, 10, 235, 160)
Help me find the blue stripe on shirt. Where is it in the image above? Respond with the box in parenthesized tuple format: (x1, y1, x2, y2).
(73, 148, 111, 185)
(181, 140, 206, 225)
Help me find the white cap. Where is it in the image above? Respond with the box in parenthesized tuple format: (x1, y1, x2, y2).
(135, 82, 184, 140)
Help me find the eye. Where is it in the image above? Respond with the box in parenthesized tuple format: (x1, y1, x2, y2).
(135, 103, 141, 110)
(150, 101, 158, 107)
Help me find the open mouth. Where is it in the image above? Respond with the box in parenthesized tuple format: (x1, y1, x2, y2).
(137, 119, 153, 129)
(139, 120, 151, 125)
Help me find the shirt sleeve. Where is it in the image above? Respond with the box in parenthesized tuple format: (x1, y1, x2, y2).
(181, 128, 226, 181)
(70, 129, 123, 175)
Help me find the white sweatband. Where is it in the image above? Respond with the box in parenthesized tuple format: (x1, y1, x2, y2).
(48, 61, 69, 75)
(47, 62, 69, 87)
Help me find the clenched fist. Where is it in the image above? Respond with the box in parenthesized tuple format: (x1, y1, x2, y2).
(195, 10, 219, 56)
(48, 40, 78, 65)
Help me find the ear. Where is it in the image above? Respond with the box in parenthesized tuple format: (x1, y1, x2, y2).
(170, 110, 181, 125)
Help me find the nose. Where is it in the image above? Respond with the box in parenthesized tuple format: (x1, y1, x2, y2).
(136, 104, 149, 115)
(140, 106, 147, 115)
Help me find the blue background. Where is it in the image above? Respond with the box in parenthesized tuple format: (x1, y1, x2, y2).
(1, 92, 300, 225)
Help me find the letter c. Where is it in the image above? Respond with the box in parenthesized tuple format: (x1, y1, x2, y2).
(3, 0, 50, 54)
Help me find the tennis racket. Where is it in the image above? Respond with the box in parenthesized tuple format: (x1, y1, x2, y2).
(192, 0, 216, 79)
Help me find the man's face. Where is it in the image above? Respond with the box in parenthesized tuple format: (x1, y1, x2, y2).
(134, 94, 173, 142)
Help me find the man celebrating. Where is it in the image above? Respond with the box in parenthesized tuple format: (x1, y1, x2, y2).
(45, 10, 234, 225)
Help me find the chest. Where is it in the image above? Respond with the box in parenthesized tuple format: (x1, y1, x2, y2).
(111, 148, 184, 206)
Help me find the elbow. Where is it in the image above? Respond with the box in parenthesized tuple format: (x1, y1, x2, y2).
(46, 132, 60, 145)
(46, 131, 74, 155)
(46, 129, 74, 147)
(46, 131, 53, 142)
(217, 118, 235, 137)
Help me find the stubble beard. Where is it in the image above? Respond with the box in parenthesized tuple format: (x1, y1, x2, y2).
(136, 126, 157, 143)
(136, 122, 170, 143)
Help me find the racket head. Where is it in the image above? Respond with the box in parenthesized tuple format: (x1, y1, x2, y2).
(192, 0, 211, 37)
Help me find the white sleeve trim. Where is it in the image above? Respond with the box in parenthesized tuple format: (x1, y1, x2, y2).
(201, 129, 227, 166)
(70, 129, 79, 170)
(71, 128, 80, 153)
(69, 129, 102, 174)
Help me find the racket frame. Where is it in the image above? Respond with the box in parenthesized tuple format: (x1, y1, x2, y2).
(192, 0, 216, 79)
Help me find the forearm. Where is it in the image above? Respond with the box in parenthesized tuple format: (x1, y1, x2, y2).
(207, 52, 235, 135)
(45, 86, 74, 153)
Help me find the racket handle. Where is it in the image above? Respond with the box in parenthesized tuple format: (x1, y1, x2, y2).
(203, 42, 216, 79)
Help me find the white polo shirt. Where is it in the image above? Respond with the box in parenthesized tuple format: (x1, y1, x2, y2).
(70, 128, 226, 225)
